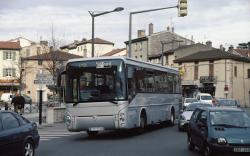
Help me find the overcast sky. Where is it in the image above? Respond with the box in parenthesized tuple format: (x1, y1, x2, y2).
(0, 0, 249, 49)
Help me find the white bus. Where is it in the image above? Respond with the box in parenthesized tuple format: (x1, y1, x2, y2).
(58, 56, 182, 136)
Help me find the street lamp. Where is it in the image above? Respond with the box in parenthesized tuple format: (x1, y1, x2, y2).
(89, 7, 124, 57)
(128, 1, 188, 58)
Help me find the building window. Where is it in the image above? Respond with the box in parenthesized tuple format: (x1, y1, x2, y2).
(209, 60, 214, 76)
(38, 60, 43, 65)
(234, 66, 237, 77)
(3, 51, 16, 60)
(134, 43, 137, 52)
(135, 56, 138, 59)
(138, 42, 142, 51)
(194, 62, 199, 80)
(248, 69, 250, 78)
(77, 47, 80, 52)
(84, 48, 87, 57)
(3, 68, 16, 77)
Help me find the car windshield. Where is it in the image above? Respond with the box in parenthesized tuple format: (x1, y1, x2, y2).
(201, 95, 212, 100)
(210, 111, 250, 128)
(185, 99, 198, 103)
(218, 100, 236, 106)
(65, 59, 126, 103)
(186, 103, 211, 111)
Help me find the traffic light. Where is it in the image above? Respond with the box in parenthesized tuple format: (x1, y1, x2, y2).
(178, 0, 188, 17)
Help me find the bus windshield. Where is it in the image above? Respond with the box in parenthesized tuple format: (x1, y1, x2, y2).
(65, 59, 126, 103)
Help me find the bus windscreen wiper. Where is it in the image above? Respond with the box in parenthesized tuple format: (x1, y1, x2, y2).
(109, 101, 118, 104)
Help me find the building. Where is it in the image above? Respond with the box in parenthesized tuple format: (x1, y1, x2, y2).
(60, 37, 114, 57)
(9, 37, 34, 47)
(22, 51, 82, 103)
(124, 23, 194, 62)
(174, 49, 250, 107)
(21, 41, 49, 58)
(148, 42, 215, 67)
(102, 48, 126, 56)
(233, 49, 250, 58)
(0, 41, 21, 96)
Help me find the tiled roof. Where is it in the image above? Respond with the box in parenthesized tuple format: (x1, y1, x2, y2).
(24, 50, 82, 61)
(174, 49, 250, 63)
(124, 36, 148, 44)
(0, 41, 21, 50)
(102, 48, 126, 56)
(233, 49, 250, 57)
(77, 38, 114, 46)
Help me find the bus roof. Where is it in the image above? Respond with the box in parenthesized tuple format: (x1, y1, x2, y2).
(67, 56, 179, 74)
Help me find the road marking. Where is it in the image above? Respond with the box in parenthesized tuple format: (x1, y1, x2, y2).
(39, 130, 78, 141)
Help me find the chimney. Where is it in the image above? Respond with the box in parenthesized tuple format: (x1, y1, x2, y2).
(149, 23, 153, 35)
(219, 44, 224, 51)
(82, 38, 87, 42)
(137, 30, 146, 38)
(172, 27, 175, 32)
(74, 40, 78, 43)
(228, 45, 234, 52)
(167, 26, 170, 31)
(206, 41, 212, 47)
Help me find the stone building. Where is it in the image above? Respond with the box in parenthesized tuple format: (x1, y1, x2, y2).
(174, 49, 250, 107)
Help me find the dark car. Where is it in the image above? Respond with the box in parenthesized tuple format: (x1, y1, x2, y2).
(187, 107, 250, 156)
(178, 102, 211, 131)
(0, 111, 40, 156)
(216, 99, 240, 108)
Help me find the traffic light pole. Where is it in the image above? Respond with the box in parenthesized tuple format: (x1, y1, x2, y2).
(128, 6, 178, 58)
(39, 90, 43, 125)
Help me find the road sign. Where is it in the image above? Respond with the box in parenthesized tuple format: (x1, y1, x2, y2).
(34, 79, 54, 85)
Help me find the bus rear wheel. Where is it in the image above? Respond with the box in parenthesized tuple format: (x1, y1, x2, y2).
(137, 113, 147, 134)
(168, 108, 175, 126)
(86, 130, 98, 137)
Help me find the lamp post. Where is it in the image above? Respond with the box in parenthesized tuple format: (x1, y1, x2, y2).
(89, 7, 124, 57)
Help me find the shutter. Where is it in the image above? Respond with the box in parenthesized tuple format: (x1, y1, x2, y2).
(12, 69, 16, 77)
(3, 69, 6, 77)
(12, 51, 16, 60)
(3, 52, 6, 60)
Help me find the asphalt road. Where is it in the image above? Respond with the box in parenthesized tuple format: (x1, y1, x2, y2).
(36, 123, 201, 156)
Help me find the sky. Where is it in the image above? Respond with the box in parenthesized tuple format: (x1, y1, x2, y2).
(0, 0, 249, 49)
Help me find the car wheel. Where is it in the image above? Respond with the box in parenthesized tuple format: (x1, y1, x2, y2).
(204, 144, 214, 156)
(187, 136, 195, 151)
(23, 140, 34, 156)
(87, 130, 98, 137)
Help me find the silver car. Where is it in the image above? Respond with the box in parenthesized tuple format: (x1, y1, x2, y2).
(178, 102, 212, 131)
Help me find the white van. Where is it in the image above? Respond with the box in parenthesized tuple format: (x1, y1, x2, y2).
(0, 93, 14, 102)
(196, 93, 213, 104)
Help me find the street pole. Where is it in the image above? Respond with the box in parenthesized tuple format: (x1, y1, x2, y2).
(39, 89, 43, 125)
(128, 6, 178, 58)
(91, 15, 95, 57)
(89, 7, 124, 58)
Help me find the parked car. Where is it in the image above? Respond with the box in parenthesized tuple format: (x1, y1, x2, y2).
(196, 93, 213, 104)
(0, 111, 40, 156)
(216, 99, 240, 108)
(187, 107, 250, 156)
(178, 102, 211, 131)
(183, 98, 198, 108)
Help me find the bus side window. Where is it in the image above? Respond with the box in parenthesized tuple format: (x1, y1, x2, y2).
(127, 66, 137, 102)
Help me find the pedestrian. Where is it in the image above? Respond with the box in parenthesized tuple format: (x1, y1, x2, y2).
(11, 93, 25, 114)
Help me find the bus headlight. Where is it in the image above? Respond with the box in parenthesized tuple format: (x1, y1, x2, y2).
(65, 113, 72, 126)
(119, 112, 125, 122)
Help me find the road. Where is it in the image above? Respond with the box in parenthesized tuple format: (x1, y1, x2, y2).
(36, 123, 201, 156)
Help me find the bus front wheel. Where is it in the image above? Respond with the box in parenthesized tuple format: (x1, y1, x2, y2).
(86, 130, 98, 137)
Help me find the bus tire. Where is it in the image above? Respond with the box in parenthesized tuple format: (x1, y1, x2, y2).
(168, 108, 175, 126)
(137, 111, 147, 134)
(87, 130, 98, 137)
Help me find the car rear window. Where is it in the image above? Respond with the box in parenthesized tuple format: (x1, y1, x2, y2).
(2, 112, 20, 130)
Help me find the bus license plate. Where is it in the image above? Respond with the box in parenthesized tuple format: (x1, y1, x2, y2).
(89, 127, 104, 131)
(234, 147, 250, 152)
